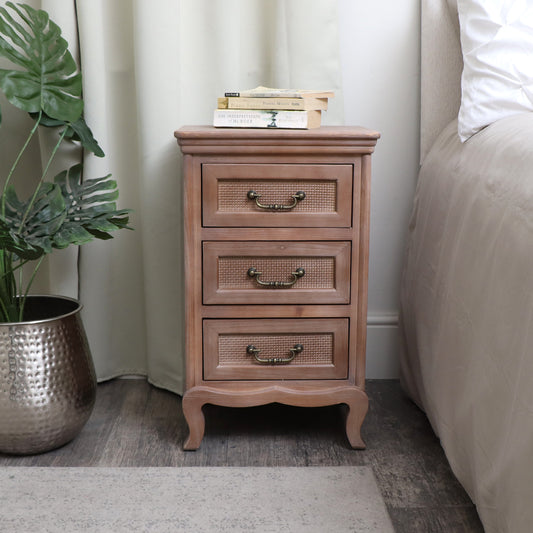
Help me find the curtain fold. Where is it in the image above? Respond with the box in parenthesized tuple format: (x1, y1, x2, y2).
(3, 0, 343, 395)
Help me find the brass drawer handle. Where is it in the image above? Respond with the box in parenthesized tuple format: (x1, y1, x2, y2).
(247, 190, 306, 210)
(246, 343, 303, 364)
(247, 267, 305, 287)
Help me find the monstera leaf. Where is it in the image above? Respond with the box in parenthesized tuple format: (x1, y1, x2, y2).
(0, 2, 82, 122)
(0, 181, 64, 260)
(0, 164, 130, 261)
(52, 164, 131, 247)
(28, 112, 105, 157)
(0, 2, 103, 156)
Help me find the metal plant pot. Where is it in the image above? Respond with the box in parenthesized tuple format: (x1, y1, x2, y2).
(0, 295, 96, 455)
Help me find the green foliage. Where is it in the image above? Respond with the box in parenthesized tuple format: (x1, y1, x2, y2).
(0, 1, 82, 122)
(0, 164, 131, 259)
(0, 3, 131, 322)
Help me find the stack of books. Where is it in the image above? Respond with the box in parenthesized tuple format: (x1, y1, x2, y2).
(213, 86, 334, 129)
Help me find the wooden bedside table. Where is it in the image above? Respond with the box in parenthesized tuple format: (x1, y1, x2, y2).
(175, 125, 380, 450)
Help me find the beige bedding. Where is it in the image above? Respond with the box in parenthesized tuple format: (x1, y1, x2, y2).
(400, 113, 533, 533)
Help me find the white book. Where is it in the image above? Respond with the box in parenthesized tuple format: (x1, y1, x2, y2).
(213, 109, 321, 129)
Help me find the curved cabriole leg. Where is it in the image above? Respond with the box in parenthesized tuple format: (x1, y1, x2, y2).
(344, 390, 368, 449)
(182, 393, 205, 450)
(181, 385, 369, 450)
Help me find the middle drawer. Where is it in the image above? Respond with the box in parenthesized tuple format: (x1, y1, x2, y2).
(203, 241, 351, 305)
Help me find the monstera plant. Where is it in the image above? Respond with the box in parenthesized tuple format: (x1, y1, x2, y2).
(0, 2, 131, 455)
(0, 1, 130, 322)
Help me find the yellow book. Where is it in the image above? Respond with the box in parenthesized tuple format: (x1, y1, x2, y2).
(224, 86, 334, 99)
(218, 96, 328, 111)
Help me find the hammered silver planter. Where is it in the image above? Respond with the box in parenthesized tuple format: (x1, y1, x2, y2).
(0, 295, 96, 455)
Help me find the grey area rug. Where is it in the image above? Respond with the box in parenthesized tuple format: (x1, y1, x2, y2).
(0, 466, 394, 532)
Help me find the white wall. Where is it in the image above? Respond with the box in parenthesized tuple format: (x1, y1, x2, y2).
(338, 0, 421, 377)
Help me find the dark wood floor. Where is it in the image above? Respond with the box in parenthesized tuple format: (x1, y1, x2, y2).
(0, 379, 484, 532)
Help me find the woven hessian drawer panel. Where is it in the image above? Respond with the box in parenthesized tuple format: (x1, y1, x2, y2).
(203, 241, 352, 305)
(202, 163, 356, 227)
(218, 257, 335, 289)
(218, 180, 336, 212)
(219, 333, 333, 365)
(203, 318, 349, 380)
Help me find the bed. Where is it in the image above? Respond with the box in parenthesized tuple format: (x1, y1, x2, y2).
(399, 1, 533, 532)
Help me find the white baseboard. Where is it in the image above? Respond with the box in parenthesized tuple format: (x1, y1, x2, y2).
(366, 313, 400, 379)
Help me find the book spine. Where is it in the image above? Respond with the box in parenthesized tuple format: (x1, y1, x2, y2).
(225, 90, 303, 98)
(213, 109, 319, 129)
(218, 97, 327, 111)
(224, 89, 334, 98)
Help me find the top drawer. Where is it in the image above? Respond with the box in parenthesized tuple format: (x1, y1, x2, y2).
(202, 163, 354, 227)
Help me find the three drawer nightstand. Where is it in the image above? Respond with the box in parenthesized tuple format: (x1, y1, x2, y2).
(175, 126, 379, 450)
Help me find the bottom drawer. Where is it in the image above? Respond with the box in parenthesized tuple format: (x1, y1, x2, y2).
(203, 318, 348, 380)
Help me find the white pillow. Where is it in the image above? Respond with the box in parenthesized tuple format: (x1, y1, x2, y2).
(457, 0, 533, 142)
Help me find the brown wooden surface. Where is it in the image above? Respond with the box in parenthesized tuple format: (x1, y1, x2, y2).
(202, 318, 349, 381)
(182, 382, 367, 450)
(202, 240, 351, 305)
(175, 125, 380, 150)
(202, 162, 354, 227)
(176, 125, 378, 450)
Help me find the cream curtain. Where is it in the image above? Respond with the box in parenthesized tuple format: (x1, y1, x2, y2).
(2, 0, 343, 395)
